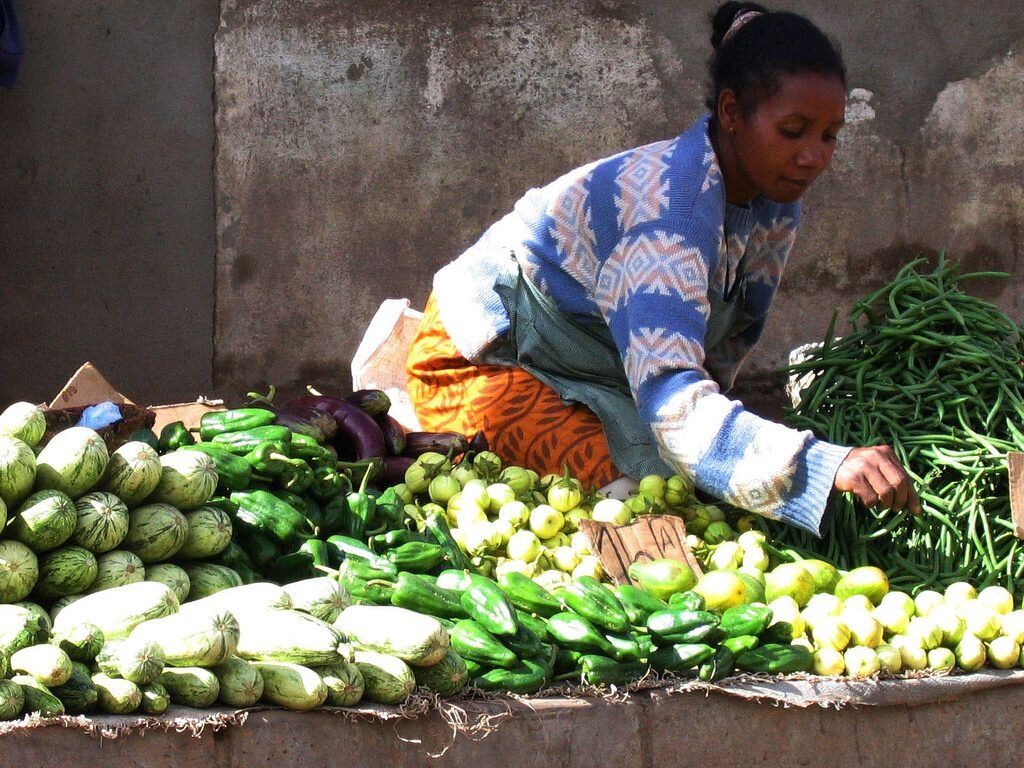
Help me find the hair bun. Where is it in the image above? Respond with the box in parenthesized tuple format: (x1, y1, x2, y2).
(710, 2, 768, 50)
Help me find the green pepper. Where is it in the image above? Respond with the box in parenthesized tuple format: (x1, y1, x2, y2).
(612, 584, 669, 626)
(215, 540, 256, 574)
(337, 557, 398, 582)
(299, 538, 330, 569)
(199, 407, 278, 441)
(647, 642, 716, 673)
(388, 572, 468, 619)
(301, 496, 324, 534)
(472, 657, 549, 695)
(271, 488, 307, 514)
(320, 494, 349, 538)
(269, 550, 315, 584)
(668, 590, 706, 611)
(338, 571, 392, 605)
(646, 609, 720, 645)
(514, 610, 550, 642)
(287, 432, 332, 463)
(460, 574, 519, 637)
(423, 509, 472, 570)
(243, 441, 292, 476)
(554, 648, 585, 675)
(374, 486, 406, 530)
(384, 541, 445, 573)
(602, 630, 643, 662)
(345, 465, 377, 540)
(578, 654, 648, 687)
(450, 619, 518, 669)
(158, 420, 196, 452)
(698, 645, 735, 682)
(721, 634, 760, 655)
(555, 576, 631, 634)
(369, 529, 432, 552)
(734, 643, 814, 674)
(309, 465, 346, 501)
(230, 489, 312, 548)
(498, 571, 562, 618)
(626, 558, 697, 601)
(716, 604, 773, 639)
(435, 569, 473, 592)
(235, 526, 281, 569)
(502, 620, 543, 659)
(181, 443, 253, 492)
(128, 428, 160, 451)
(462, 657, 487, 677)
(211, 425, 293, 454)
(324, 534, 394, 572)
(546, 612, 618, 657)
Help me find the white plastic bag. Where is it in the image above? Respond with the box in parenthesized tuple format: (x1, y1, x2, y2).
(350, 299, 424, 430)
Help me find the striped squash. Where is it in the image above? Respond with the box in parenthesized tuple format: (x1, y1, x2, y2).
(0, 436, 36, 508)
(101, 441, 161, 507)
(123, 503, 189, 563)
(176, 505, 233, 559)
(8, 489, 77, 552)
(33, 545, 99, 599)
(89, 550, 146, 592)
(147, 450, 218, 511)
(34, 427, 109, 500)
(73, 491, 130, 553)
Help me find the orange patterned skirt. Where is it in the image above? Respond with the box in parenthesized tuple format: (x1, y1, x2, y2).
(406, 294, 619, 489)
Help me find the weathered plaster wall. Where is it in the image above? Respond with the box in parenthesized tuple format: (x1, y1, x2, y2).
(0, 1, 1022, 415)
(213, 0, 1024, 415)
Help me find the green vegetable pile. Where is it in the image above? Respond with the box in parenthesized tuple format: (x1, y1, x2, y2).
(770, 256, 1024, 593)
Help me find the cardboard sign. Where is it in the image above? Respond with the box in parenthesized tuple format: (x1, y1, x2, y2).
(578, 515, 703, 586)
(1010, 452, 1024, 539)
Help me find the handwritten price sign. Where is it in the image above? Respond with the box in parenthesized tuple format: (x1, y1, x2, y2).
(578, 515, 703, 586)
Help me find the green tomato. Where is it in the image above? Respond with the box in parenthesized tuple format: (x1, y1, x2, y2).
(404, 462, 432, 495)
(428, 474, 462, 505)
(450, 463, 479, 487)
(472, 450, 503, 480)
(637, 474, 666, 501)
(498, 466, 534, 496)
(546, 477, 583, 514)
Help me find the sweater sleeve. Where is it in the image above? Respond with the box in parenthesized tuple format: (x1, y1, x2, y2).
(596, 215, 851, 537)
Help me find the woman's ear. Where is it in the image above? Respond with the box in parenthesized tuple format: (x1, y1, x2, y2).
(717, 88, 740, 134)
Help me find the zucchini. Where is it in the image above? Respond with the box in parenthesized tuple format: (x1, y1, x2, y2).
(157, 666, 221, 708)
(318, 661, 364, 707)
(51, 581, 180, 640)
(130, 607, 239, 668)
(0, 603, 42, 657)
(50, 662, 99, 714)
(113, 637, 166, 684)
(252, 661, 327, 711)
(353, 651, 416, 705)
(335, 605, 450, 667)
(214, 656, 264, 708)
(50, 621, 104, 663)
(139, 682, 170, 714)
(179, 581, 292, 616)
(412, 648, 469, 696)
(92, 673, 142, 714)
(282, 577, 349, 623)
(10, 644, 73, 687)
(235, 608, 348, 666)
(13, 674, 65, 717)
(0, 678, 26, 720)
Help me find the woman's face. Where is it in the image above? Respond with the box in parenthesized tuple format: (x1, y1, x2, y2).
(718, 72, 847, 205)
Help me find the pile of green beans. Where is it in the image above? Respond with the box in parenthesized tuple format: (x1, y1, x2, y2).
(766, 255, 1024, 594)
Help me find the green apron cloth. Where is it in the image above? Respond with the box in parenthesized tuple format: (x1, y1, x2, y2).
(486, 255, 749, 480)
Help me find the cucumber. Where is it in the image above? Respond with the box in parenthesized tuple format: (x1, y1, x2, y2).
(145, 563, 191, 603)
(123, 503, 189, 563)
(52, 580, 180, 640)
(0, 435, 36, 508)
(130, 607, 239, 668)
(214, 656, 264, 708)
(282, 576, 349, 623)
(8, 489, 78, 552)
(14, 674, 65, 716)
(176, 505, 233, 559)
(113, 636, 166, 684)
(89, 549, 146, 592)
(412, 648, 469, 696)
(33, 545, 99, 599)
(139, 681, 170, 714)
(0, 539, 38, 603)
(92, 673, 142, 714)
(72, 490, 130, 553)
(235, 608, 347, 666)
(252, 661, 327, 711)
(353, 651, 416, 705)
(318, 660, 364, 707)
(10, 644, 73, 686)
(157, 666, 220, 708)
(50, 662, 99, 714)
(0, 603, 42, 656)
(181, 562, 243, 600)
(0, 678, 26, 720)
(336, 605, 450, 666)
(100, 441, 161, 507)
(148, 450, 218, 511)
(51, 621, 105, 662)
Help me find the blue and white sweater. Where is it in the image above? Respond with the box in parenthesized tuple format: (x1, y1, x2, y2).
(432, 114, 851, 535)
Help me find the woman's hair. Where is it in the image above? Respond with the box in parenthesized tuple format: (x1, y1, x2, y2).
(705, 2, 846, 128)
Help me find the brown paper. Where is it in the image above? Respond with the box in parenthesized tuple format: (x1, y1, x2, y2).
(1009, 452, 1024, 539)
(578, 514, 703, 586)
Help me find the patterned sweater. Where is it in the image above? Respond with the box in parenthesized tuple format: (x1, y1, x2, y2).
(432, 114, 851, 535)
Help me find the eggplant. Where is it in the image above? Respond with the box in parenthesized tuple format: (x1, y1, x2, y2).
(375, 413, 407, 457)
(285, 395, 387, 460)
(344, 389, 392, 418)
(467, 430, 489, 454)
(374, 456, 415, 488)
(272, 406, 334, 443)
(402, 430, 470, 458)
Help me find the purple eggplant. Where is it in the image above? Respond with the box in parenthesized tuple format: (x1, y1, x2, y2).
(285, 395, 387, 460)
(467, 430, 489, 454)
(344, 389, 392, 418)
(375, 413, 407, 457)
(273, 405, 337, 443)
(402, 430, 470, 458)
(374, 455, 415, 488)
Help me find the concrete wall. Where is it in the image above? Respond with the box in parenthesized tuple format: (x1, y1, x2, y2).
(1, 1, 1023, 417)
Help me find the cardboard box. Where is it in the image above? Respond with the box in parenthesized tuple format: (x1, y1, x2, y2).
(48, 362, 225, 437)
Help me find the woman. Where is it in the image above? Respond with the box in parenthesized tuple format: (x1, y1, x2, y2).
(406, 2, 920, 536)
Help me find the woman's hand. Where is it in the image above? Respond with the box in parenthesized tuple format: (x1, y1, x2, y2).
(834, 445, 921, 515)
